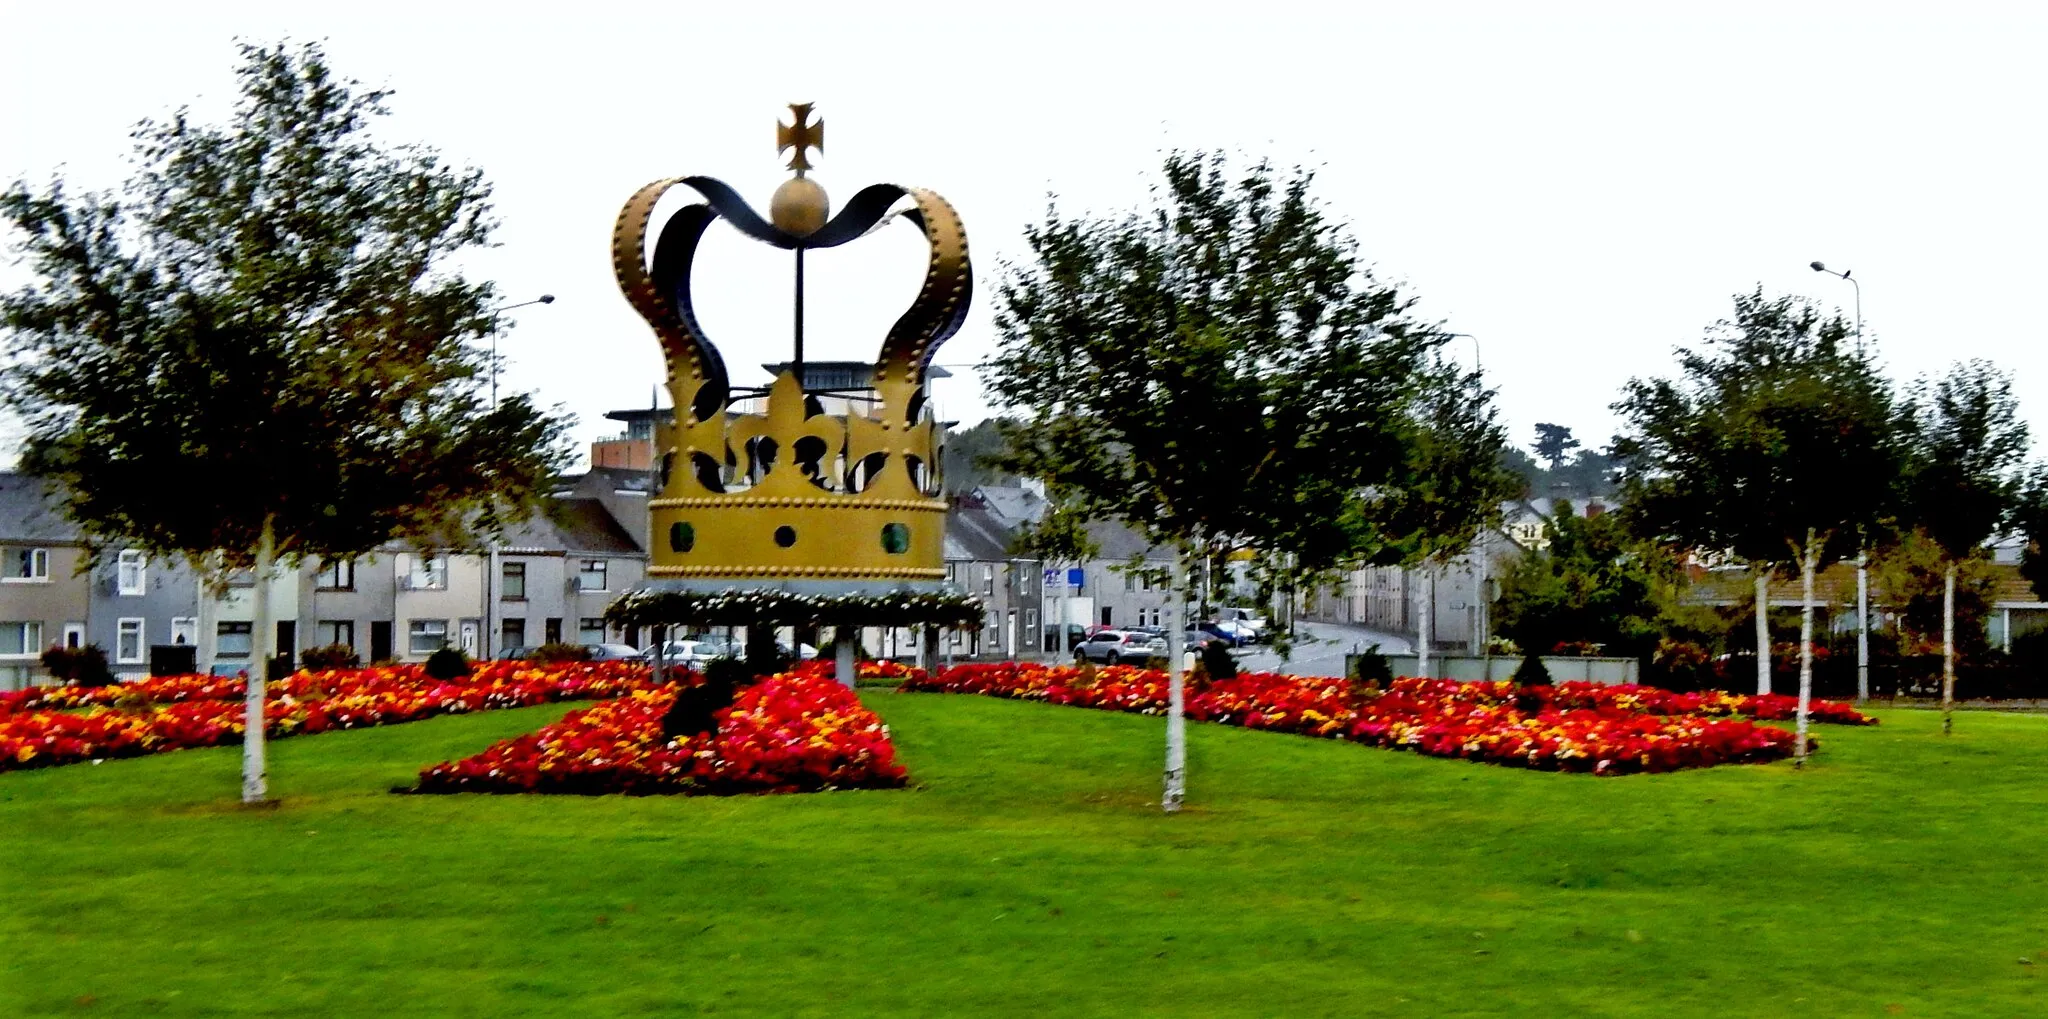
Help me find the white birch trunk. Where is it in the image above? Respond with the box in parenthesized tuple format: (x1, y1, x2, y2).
(1416, 566, 1434, 679)
(835, 627, 857, 688)
(1942, 562, 1957, 736)
(1162, 555, 1187, 814)
(241, 517, 275, 804)
(1855, 554, 1870, 704)
(1794, 535, 1817, 768)
(195, 561, 215, 676)
(1754, 570, 1772, 696)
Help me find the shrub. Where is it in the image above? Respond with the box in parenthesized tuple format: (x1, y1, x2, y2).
(41, 644, 115, 686)
(299, 643, 361, 671)
(1349, 644, 1392, 685)
(1513, 652, 1553, 687)
(1199, 641, 1238, 680)
(423, 646, 471, 680)
(701, 655, 755, 691)
(528, 642, 592, 663)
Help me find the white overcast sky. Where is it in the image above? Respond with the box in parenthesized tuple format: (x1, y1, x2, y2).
(4, 1, 2045, 466)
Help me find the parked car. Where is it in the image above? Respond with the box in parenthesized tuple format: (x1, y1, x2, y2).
(1220, 607, 1271, 642)
(642, 637, 739, 668)
(1073, 629, 1167, 666)
(582, 643, 646, 662)
(1184, 629, 1235, 653)
(1042, 623, 1091, 653)
(1198, 621, 1253, 647)
(777, 640, 820, 661)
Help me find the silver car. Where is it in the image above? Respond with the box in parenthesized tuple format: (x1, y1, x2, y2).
(1072, 630, 1167, 666)
(641, 637, 740, 668)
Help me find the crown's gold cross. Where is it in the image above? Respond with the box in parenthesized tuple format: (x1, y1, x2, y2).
(776, 103, 824, 175)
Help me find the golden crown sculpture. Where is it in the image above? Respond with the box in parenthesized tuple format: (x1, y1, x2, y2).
(611, 104, 969, 590)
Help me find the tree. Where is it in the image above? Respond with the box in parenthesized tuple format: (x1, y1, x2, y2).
(1614, 289, 1905, 765)
(987, 151, 1505, 809)
(1898, 361, 2030, 732)
(0, 42, 572, 803)
(1492, 503, 1671, 665)
(941, 417, 1017, 494)
(1533, 423, 1581, 470)
(2018, 468, 2048, 601)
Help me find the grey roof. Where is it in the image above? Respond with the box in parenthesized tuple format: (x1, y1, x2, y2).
(1086, 520, 1170, 562)
(975, 485, 1046, 527)
(494, 498, 645, 557)
(945, 504, 1016, 563)
(558, 466, 657, 495)
(0, 472, 84, 544)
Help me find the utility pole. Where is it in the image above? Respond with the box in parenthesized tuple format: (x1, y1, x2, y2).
(1810, 262, 1869, 700)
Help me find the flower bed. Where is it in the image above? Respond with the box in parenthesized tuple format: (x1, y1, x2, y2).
(412, 673, 907, 796)
(901, 665, 1867, 775)
(0, 662, 667, 772)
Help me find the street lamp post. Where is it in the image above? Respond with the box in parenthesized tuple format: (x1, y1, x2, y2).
(490, 294, 556, 410)
(483, 293, 554, 661)
(1445, 333, 1487, 669)
(1811, 262, 1870, 701)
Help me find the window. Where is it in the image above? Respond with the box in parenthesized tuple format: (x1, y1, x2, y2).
(578, 617, 605, 644)
(577, 560, 608, 592)
(217, 622, 253, 658)
(500, 618, 526, 649)
(7, 547, 49, 582)
(403, 554, 448, 591)
(1125, 572, 1135, 592)
(982, 565, 995, 598)
(408, 619, 449, 654)
(501, 561, 527, 600)
(0, 621, 43, 656)
(316, 558, 356, 590)
(117, 549, 146, 595)
(317, 620, 354, 649)
(170, 617, 197, 646)
(116, 618, 144, 664)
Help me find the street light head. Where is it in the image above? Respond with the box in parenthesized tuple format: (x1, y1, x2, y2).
(1809, 261, 1826, 272)
(539, 294, 556, 304)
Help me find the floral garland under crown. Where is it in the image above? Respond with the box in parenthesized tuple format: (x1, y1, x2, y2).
(604, 587, 986, 631)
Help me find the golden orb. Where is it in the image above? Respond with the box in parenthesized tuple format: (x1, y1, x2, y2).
(771, 176, 830, 236)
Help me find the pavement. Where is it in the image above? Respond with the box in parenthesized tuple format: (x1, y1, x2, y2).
(1233, 619, 1410, 678)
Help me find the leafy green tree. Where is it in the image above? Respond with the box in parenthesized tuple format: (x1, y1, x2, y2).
(2017, 468, 2048, 601)
(941, 417, 1017, 494)
(986, 151, 1508, 809)
(1898, 361, 2031, 732)
(1533, 423, 1581, 470)
(1614, 289, 1905, 764)
(0, 42, 572, 803)
(1491, 504, 1674, 667)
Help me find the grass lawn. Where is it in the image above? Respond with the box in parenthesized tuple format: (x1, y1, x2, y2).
(3, 693, 2045, 1017)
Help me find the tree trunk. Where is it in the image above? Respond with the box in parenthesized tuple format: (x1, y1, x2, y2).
(241, 517, 275, 805)
(650, 624, 666, 685)
(1163, 555, 1187, 814)
(1794, 534, 1817, 768)
(1754, 570, 1771, 696)
(1417, 566, 1434, 680)
(1942, 561, 1957, 736)
(195, 559, 215, 677)
(834, 626, 857, 688)
(1855, 553, 1870, 704)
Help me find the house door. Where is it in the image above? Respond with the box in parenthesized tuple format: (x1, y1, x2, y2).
(370, 621, 393, 663)
(458, 619, 480, 657)
(275, 621, 296, 670)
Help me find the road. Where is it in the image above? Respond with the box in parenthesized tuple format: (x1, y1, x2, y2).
(1233, 619, 1410, 678)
